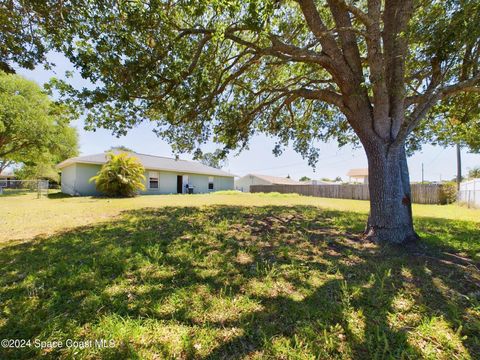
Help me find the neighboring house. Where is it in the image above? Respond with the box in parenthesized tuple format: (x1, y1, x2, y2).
(57, 151, 234, 196)
(235, 174, 301, 192)
(347, 168, 369, 184)
(0, 171, 17, 187)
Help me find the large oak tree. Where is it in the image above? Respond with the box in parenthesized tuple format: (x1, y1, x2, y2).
(4, 0, 479, 243)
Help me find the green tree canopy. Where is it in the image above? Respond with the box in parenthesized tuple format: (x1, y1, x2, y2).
(0, 1, 49, 73)
(0, 71, 78, 176)
(194, 149, 228, 169)
(109, 145, 134, 152)
(468, 167, 480, 179)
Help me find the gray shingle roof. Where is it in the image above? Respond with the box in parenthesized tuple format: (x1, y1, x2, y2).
(57, 151, 234, 177)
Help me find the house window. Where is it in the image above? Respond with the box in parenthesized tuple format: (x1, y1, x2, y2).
(149, 172, 159, 189)
(208, 176, 214, 190)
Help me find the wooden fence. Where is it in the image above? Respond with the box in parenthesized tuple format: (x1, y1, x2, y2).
(250, 183, 448, 204)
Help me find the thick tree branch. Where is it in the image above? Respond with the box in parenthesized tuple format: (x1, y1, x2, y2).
(327, 0, 363, 82)
(395, 73, 480, 147)
(330, 0, 374, 27)
(438, 74, 480, 97)
(406, 74, 480, 105)
(268, 35, 334, 69)
(382, 0, 414, 140)
(0, 141, 37, 158)
(290, 88, 347, 112)
(365, 0, 389, 126)
(297, 0, 375, 141)
(295, 0, 345, 65)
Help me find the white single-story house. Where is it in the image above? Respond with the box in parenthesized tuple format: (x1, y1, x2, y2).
(347, 168, 369, 184)
(235, 173, 301, 192)
(57, 151, 235, 196)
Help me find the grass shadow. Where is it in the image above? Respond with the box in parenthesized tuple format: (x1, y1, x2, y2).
(46, 191, 73, 199)
(0, 190, 33, 197)
(0, 205, 478, 359)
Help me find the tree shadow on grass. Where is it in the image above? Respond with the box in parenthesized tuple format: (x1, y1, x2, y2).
(46, 191, 73, 199)
(0, 206, 478, 359)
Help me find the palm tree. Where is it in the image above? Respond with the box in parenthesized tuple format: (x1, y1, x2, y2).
(90, 152, 145, 197)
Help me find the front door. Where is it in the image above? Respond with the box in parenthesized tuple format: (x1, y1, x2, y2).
(177, 175, 183, 193)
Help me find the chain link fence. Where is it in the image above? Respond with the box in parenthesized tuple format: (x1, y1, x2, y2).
(0, 179, 49, 198)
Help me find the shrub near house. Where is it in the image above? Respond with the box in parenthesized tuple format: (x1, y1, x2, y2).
(90, 152, 145, 197)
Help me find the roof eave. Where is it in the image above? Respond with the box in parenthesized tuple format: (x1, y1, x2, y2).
(57, 159, 234, 177)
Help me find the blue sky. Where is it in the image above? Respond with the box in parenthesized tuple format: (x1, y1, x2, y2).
(16, 52, 480, 182)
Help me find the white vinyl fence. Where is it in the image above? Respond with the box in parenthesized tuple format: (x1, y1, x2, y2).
(458, 179, 480, 208)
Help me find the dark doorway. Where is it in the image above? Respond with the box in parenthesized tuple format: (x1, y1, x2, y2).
(177, 175, 183, 193)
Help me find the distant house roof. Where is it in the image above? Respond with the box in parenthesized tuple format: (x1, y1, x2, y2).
(57, 151, 234, 177)
(246, 174, 302, 185)
(347, 168, 368, 177)
(0, 171, 15, 178)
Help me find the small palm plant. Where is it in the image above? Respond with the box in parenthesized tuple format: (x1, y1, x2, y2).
(90, 152, 145, 197)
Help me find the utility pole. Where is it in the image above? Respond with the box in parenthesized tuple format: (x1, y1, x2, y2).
(456, 143, 462, 190)
(421, 163, 424, 183)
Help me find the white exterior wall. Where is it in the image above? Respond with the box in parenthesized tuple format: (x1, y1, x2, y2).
(143, 170, 178, 194)
(235, 175, 272, 192)
(60, 163, 102, 196)
(60, 164, 77, 195)
(143, 170, 233, 194)
(74, 163, 103, 195)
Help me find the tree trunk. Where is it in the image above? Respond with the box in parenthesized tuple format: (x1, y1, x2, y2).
(364, 142, 419, 244)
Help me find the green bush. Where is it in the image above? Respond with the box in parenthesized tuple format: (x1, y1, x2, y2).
(439, 182, 457, 204)
(90, 152, 145, 197)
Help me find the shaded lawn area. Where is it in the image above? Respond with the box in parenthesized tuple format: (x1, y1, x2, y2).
(3, 191, 480, 242)
(1, 205, 479, 359)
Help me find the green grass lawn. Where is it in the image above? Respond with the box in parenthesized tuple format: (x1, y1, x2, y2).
(1, 192, 479, 359)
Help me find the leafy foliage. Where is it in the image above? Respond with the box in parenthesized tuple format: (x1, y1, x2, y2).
(439, 182, 458, 204)
(411, 93, 480, 153)
(90, 152, 145, 197)
(0, 71, 78, 174)
(299, 176, 311, 182)
(15, 161, 61, 183)
(5, 0, 478, 163)
(0, 1, 50, 73)
(468, 167, 480, 179)
(109, 145, 134, 152)
(194, 149, 228, 169)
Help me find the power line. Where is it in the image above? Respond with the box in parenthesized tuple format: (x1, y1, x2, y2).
(236, 151, 351, 173)
(425, 147, 445, 166)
